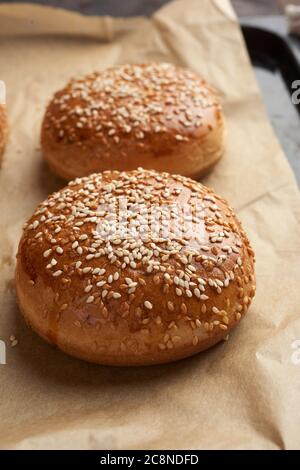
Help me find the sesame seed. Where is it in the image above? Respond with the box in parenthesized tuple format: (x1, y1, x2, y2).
(135, 307, 142, 318)
(82, 267, 92, 274)
(144, 300, 153, 310)
(194, 288, 201, 299)
(200, 294, 209, 300)
(52, 270, 62, 277)
(181, 303, 187, 314)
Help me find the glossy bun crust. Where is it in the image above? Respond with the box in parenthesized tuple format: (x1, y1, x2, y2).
(16, 169, 255, 366)
(41, 63, 224, 180)
(0, 105, 8, 162)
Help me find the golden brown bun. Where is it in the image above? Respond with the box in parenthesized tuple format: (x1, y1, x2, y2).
(41, 63, 224, 180)
(0, 104, 8, 162)
(15, 169, 255, 366)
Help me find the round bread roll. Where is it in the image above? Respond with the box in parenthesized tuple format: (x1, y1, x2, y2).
(16, 168, 255, 366)
(0, 104, 8, 162)
(41, 63, 224, 181)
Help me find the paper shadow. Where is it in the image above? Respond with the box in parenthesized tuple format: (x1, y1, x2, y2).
(37, 155, 66, 196)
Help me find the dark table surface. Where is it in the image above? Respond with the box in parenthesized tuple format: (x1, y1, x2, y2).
(1, 1, 299, 185)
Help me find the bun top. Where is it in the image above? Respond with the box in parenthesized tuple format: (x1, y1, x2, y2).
(42, 63, 222, 158)
(19, 169, 255, 337)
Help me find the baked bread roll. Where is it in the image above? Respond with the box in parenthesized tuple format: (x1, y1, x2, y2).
(41, 63, 225, 180)
(0, 104, 8, 162)
(16, 169, 255, 366)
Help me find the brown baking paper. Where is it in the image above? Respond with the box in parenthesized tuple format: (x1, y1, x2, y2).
(0, 0, 300, 450)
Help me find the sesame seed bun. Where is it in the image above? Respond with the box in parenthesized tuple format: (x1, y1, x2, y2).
(41, 63, 225, 181)
(0, 104, 8, 162)
(15, 169, 255, 366)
